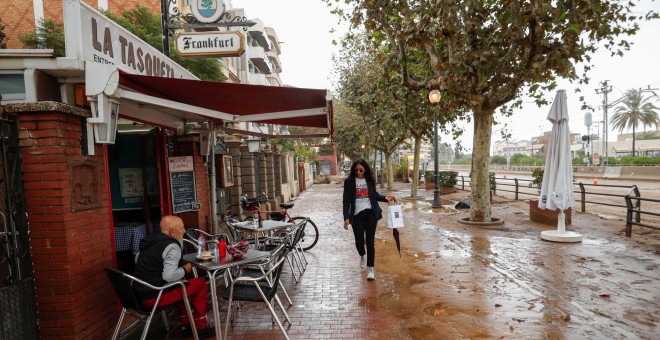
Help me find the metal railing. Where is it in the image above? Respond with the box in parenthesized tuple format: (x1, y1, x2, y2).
(625, 194, 660, 237)
(456, 176, 660, 235)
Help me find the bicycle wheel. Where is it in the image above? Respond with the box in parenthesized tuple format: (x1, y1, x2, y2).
(291, 216, 319, 251)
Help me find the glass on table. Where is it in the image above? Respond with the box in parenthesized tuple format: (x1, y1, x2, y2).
(252, 212, 259, 225)
(207, 241, 219, 258)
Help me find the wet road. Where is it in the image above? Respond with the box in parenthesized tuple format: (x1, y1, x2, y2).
(292, 182, 659, 339)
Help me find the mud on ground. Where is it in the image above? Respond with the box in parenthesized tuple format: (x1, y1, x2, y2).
(320, 182, 658, 339)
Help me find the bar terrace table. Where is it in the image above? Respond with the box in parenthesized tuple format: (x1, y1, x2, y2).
(182, 249, 271, 340)
(231, 220, 294, 248)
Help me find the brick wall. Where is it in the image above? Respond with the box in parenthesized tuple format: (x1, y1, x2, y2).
(108, 0, 161, 13)
(0, 0, 35, 49)
(16, 110, 116, 339)
(0, 0, 161, 49)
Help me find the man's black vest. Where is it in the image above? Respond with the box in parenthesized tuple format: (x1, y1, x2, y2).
(132, 233, 181, 299)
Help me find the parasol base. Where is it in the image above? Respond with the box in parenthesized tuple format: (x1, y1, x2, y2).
(540, 230, 583, 243)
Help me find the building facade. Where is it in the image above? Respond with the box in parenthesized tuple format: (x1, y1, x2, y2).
(0, 1, 330, 338)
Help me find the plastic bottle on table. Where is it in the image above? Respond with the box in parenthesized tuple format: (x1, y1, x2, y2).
(197, 235, 205, 256)
(219, 239, 227, 257)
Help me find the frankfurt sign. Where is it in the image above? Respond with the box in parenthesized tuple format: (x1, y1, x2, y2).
(175, 31, 245, 57)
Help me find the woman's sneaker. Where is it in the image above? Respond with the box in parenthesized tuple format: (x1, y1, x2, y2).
(360, 255, 366, 269)
(367, 267, 375, 280)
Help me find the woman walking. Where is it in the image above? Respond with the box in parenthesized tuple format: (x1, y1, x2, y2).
(342, 159, 394, 280)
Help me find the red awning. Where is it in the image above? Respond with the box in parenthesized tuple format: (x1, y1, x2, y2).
(118, 73, 333, 134)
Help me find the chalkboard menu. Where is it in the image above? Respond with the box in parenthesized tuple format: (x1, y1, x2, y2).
(169, 156, 197, 214)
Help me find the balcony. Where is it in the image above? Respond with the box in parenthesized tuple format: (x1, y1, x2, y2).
(248, 45, 272, 74)
(266, 73, 282, 87)
(265, 27, 281, 55)
(266, 50, 282, 73)
(248, 19, 270, 51)
(248, 72, 267, 85)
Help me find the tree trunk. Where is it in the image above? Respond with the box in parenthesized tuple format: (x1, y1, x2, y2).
(410, 135, 422, 198)
(469, 109, 494, 222)
(385, 151, 394, 190)
(632, 125, 636, 156)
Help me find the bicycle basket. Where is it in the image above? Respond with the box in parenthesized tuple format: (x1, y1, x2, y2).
(241, 200, 258, 211)
(269, 212, 286, 221)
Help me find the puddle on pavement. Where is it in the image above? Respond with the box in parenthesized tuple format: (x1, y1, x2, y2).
(360, 236, 499, 339)
(582, 238, 610, 246)
(402, 198, 459, 214)
(367, 224, 615, 339)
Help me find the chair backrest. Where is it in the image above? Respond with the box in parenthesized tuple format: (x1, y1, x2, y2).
(182, 238, 199, 255)
(105, 267, 150, 315)
(224, 218, 242, 242)
(288, 218, 308, 249)
(269, 245, 292, 294)
(186, 228, 229, 243)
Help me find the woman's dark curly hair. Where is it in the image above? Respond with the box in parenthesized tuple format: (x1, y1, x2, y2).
(348, 159, 375, 187)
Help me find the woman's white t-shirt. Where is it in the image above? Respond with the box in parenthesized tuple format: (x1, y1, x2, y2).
(353, 178, 372, 215)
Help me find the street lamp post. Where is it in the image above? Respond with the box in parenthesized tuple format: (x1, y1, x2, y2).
(246, 137, 261, 195)
(428, 90, 443, 208)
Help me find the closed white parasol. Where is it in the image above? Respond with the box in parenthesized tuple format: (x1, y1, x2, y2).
(538, 90, 583, 242)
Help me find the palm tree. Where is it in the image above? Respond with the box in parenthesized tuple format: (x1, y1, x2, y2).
(610, 89, 660, 156)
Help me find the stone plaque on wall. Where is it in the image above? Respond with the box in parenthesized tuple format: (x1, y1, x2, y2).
(69, 159, 102, 212)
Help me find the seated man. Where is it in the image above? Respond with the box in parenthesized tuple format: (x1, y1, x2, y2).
(133, 215, 213, 338)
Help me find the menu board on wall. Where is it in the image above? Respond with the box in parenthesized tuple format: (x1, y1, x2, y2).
(169, 156, 198, 214)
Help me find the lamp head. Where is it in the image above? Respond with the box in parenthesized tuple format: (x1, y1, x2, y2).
(246, 137, 261, 153)
(428, 89, 441, 104)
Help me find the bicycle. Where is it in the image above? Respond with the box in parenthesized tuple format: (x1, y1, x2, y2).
(240, 194, 319, 251)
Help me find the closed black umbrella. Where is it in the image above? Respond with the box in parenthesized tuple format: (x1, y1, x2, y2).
(392, 228, 401, 257)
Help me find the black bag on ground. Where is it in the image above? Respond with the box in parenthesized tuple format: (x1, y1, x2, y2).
(455, 197, 472, 209)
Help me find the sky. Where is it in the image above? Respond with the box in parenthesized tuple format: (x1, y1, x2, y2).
(230, 0, 660, 153)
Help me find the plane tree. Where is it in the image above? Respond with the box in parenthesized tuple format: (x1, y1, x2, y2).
(334, 36, 409, 190)
(333, 101, 370, 161)
(327, 0, 656, 222)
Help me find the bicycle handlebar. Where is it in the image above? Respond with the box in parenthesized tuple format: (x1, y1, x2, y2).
(241, 193, 269, 206)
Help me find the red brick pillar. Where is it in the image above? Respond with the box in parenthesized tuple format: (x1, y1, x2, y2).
(15, 106, 115, 339)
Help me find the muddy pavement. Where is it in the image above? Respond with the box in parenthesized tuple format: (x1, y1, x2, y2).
(294, 183, 659, 339)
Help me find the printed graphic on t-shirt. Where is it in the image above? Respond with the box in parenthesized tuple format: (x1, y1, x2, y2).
(356, 180, 368, 199)
(354, 178, 371, 215)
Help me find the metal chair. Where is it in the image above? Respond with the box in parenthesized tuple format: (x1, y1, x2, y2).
(185, 228, 229, 243)
(276, 218, 308, 282)
(224, 217, 243, 242)
(104, 267, 198, 340)
(232, 241, 294, 306)
(225, 217, 270, 247)
(223, 244, 292, 340)
(260, 218, 308, 283)
(181, 239, 202, 278)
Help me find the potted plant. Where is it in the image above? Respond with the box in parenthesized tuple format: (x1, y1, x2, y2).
(425, 170, 457, 193)
(439, 170, 458, 194)
(529, 168, 572, 225)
